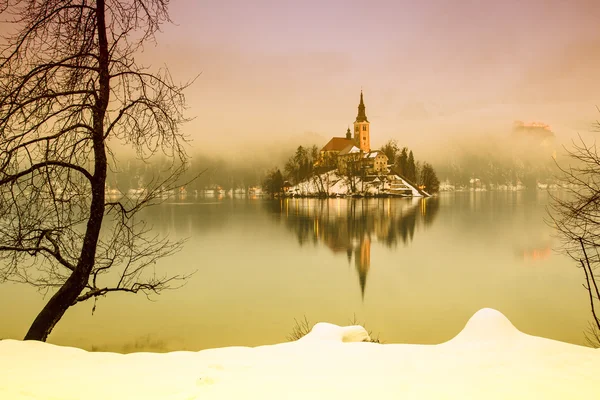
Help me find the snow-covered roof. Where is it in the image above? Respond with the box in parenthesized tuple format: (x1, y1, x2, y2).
(1, 308, 598, 399)
(338, 144, 361, 155)
(364, 150, 386, 159)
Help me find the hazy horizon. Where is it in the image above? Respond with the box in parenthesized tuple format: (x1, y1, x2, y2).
(3, 0, 598, 164)
(128, 0, 600, 160)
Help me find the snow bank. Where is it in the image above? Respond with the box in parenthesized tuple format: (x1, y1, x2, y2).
(298, 322, 370, 343)
(1, 308, 598, 399)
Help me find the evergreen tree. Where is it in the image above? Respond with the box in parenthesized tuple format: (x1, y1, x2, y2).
(406, 150, 416, 182)
(284, 145, 320, 184)
(262, 169, 284, 197)
(380, 139, 400, 165)
(420, 163, 440, 193)
(396, 147, 408, 175)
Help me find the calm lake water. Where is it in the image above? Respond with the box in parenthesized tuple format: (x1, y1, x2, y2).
(0, 191, 591, 351)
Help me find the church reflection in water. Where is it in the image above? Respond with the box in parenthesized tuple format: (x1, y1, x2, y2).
(265, 197, 439, 298)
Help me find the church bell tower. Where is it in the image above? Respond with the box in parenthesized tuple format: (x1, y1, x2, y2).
(353, 90, 370, 152)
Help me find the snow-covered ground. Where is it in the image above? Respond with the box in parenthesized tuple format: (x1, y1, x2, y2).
(1, 308, 598, 399)
(288, 170, 422, 197)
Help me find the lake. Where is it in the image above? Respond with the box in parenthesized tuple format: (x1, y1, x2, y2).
(0, 191, 591, 352)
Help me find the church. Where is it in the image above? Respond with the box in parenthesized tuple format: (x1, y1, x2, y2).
(319, 91, 388, 175)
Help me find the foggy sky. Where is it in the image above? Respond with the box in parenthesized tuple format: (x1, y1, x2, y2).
(11, 1, 600, 159)
(163, 0, 600, 154)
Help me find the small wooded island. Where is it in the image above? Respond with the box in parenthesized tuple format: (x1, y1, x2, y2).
(263, 91, 439, 198)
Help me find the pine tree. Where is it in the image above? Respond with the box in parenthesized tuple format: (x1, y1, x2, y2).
(380, 139, 400, 165)
(407, 150, 416, 182)
(396, 147, 408, 175)
(420, 163, 440, 193)
(263, 169, 284, 197)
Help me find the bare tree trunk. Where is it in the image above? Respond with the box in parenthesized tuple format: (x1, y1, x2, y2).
(24, 270, 94, 341)
(1, 1, 192, 341)
(24, 0, 109, 341)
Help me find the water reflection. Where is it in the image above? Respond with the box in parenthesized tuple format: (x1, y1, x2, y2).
(265, 198, 439, 298)
(518, 244, 552, 262)
(0, 193, 592, 350)
(144, 198, 264, 237)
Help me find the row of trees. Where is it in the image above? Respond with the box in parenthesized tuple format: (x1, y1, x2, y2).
(263, 145, 332, 196)
(431, 135, 558, 189)
(380, 140, 440, 193)
(436, 155, 556, 189)
(107, 153, 269, 195)
(283, 145, 321, 185)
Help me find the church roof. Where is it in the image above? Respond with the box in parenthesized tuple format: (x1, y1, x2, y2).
(321, 137, 355, 152)
(339, 144, 361, 156)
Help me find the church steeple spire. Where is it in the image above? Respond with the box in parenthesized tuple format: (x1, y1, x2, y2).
(346, 126, 352, 139)
(355, 90, 368, 123)
(353, 90, 371, 152)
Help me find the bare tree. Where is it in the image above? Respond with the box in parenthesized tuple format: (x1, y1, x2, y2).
(338, 152, 362, 194)
(548, 135, 600, 347)
(0, 0, 195, 341)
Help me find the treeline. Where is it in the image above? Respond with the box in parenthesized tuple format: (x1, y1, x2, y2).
(263, 145, 326, 196)
(283, 145, 322, 185)
(432, 139, 557, 189)
(105, 153, 272, 194)
(437, 157, 555, 189)
(379, 140, 440, 193)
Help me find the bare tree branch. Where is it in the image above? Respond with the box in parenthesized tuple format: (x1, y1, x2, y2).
(548, 133, 600, 347)
(0, 0, 195, 341)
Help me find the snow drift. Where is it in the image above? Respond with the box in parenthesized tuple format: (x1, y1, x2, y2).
(0, 308, 598, 399)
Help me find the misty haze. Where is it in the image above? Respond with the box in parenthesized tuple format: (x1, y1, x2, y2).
(1, 1, 600, 399)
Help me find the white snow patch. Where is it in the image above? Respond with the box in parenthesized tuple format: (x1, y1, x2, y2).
(298, 322, 370, 343)
(287, 171, 424, 197)
(1, 308, 599, 399)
